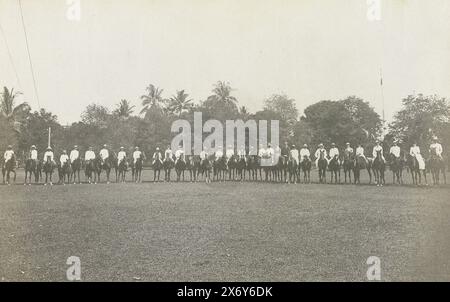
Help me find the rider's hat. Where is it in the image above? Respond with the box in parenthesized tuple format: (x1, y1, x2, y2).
(291, 144, 295, 148)
(346, 142, 350, 145)
(62, 150, 67, 153)
(120, 146, 124, 149)
(303, 144, 308, 147)
(331, 142, 336, 146)
(103, 144, 107, 148)
(46, 146, 52, 150)
(433, 136, 438, 141)
(135, 146, 139, 150)
(318, 143, 324, 147)
(156, 147, 160, 150)
(7, 145, 12, 149)
(74, 145, 78, 149)
(31, 145, 36, 149)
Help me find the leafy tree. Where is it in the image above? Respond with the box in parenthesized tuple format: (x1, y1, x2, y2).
(263, 94, 298, 140)
(81, 103, 110, 128)
(388, 94, 450, 151)
(113, 99, 135, 119)
(0, 86, 30, 133)
(167, 90, 193, 117)
(140, 84, 164, 115)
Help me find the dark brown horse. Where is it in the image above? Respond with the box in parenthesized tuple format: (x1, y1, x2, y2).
(428, 150, 446, 185)
(24, 158, 39, 185)
(300, 155, 312, 183)
(372, 150, 385, 186)
(328, 155, 341, 184)
(2, 154, 16, 185)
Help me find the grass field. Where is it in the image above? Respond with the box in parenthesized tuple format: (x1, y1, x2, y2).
(1, 168, 450, 281)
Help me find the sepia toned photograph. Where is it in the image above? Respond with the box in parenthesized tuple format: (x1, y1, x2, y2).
(0, 0, 449, 287)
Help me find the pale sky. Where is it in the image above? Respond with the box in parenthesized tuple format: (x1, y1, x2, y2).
(0, 0, 449, 124)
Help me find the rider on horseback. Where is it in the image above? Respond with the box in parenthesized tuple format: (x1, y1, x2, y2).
(429, 136, 443, 159)
(152, 147, 162, 165)
(289, 144, 299, 165)
(356, 143, 366, 160)
(43, 147, 56, 164)
(314, 143, 327, 167)
(389, 141, 401, 159)
(372, 141, 385, 162)
(70, 145, 79, 163)
(237, 144, 246, 162)
(30, 145, 38, 163)
(99, 144, 109, 165)
(225, 144, 234, 165)
(133, 146, 144, 163)
(344, 143, 353, 157)
(174, 146, 184, 165)
(329, 143, 340, 163)
(299, 144, 310, 163)
(60, 150, 69, 165)
(117, 146, 127, 165)
(164, 145, 174, 162)
(215, 147, 224, 161)
(199, 148, 208, 165)
(410, 142, 425, 170)
(85, 146, 96, 161)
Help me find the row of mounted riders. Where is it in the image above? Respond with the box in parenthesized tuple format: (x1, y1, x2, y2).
(1, 150, 447, 186)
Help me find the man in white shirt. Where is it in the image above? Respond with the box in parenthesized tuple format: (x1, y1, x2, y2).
(329, 143, 340, 160)
(43, 147, 55, 163)
(314, 143, 327, 166)
(152, 147, 162, 165)
(237, 145, 246, 161)
(85, 147, 96, 161)
(117, 147, 127, 165)
(343, 143, 353, 158)
(199, 148, 208, 164)
(3, 145, 14, 163)
(356, 144, 366, 160)
(429, 136, 443, 159)
(70, 145, 79, 163)
(225, 145, 234, 164)
(30, 145, 38, 162)
(266, 143, 275, 160)
(389, 141, 401, 159)
(99, 144, 109, 163)
(133, 146, 144, 164)
(164, 145, 174, 162)
(60, 150, 69, 165)
(174, 146, 184, 164)
(289, 144, 299, 165)
(372, 141, 385, 162)
(215, 147, 224, 161)
(299, 144, 310, 163)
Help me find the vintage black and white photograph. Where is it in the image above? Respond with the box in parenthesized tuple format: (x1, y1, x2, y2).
(0, 0, 449, 285)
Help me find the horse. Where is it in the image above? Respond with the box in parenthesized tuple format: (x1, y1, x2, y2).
(407, 154, 427, 185)
(236, 156, 247, 181)
(152, 157, 163, 182)
(2, 154, 16, 185)
(117, 157, 128, 183)
(342, 153, 354, 184)
(58, 160, 72, 185)
(199, 156, 213, 183)
(287, 156, 299, 184)
(226, 155, 237, 181)
(275, 155, 288, 183)
(186, 155, 199, 182)
(71, 158, 82, 184)
(389, 153, 404, 185)
(246, 155, 259, 181)
(163, 157, 175, 182)
(131, 155, 144, 183)
(84, 158, 99, 184)
(24, 158, 39, 185)
(300, 156, 312, 184)
(353, 156, 373, 185)
(43, 156, 55, 186)
(99, 156, 113, 183)
(317, 152, 328, 184)
(372, 150, 385, 186)
(328, 155, 341, 184)
(428, 150, 446, 185)
(213, 156, 227, 182)
(175, 156, 186, 182)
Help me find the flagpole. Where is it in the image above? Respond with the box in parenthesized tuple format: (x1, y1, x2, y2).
(48, 127, 51, 148)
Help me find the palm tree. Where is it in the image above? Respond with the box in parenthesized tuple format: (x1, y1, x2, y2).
(113, 99, 135, 119)
(140, 84, 164, 115)
(168, 90, 193, 117)
(0, 86, 30, 132)
(209, 81, 237, 104)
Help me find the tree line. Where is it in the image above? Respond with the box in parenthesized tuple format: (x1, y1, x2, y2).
(1, 82, 449, 160)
